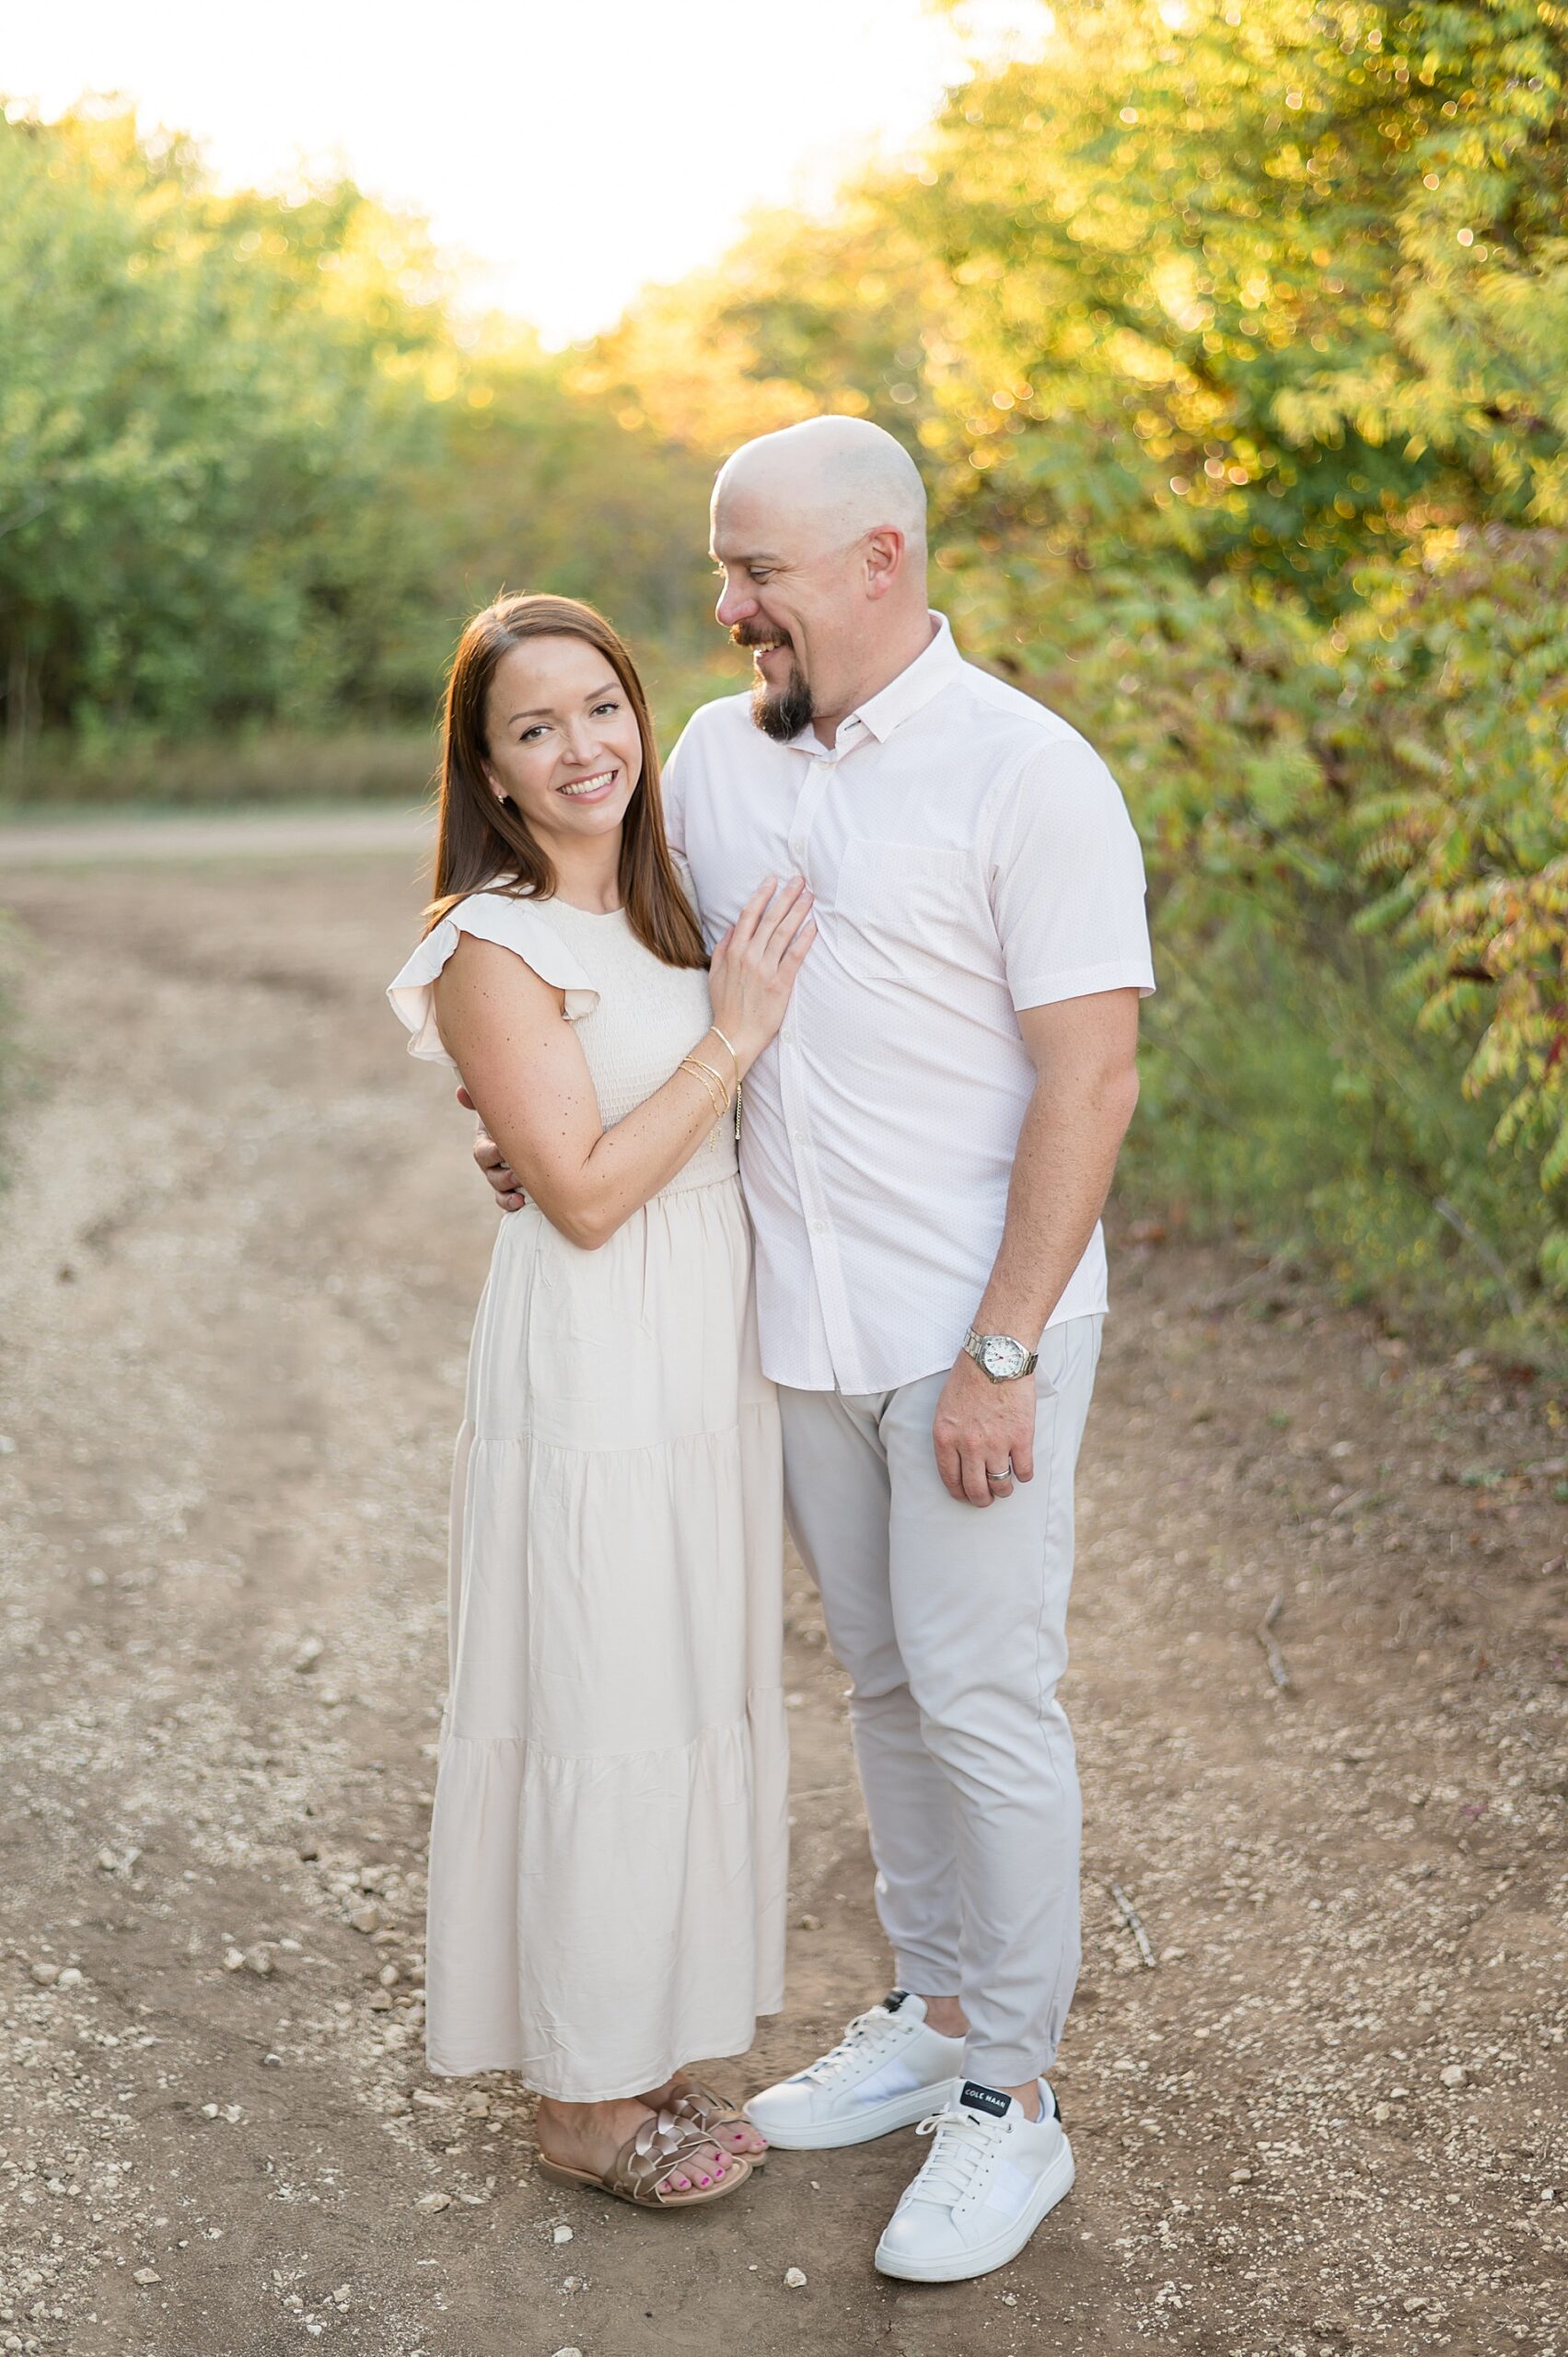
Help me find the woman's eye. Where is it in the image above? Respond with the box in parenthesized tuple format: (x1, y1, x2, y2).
(591, 701, 620, 716)
(518, 725, 548, 743)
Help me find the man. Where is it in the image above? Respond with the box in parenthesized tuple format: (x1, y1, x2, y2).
(475, 415, 1154, 2282)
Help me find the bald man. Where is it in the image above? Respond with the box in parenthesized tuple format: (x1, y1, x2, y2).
(476, 416, 1156, 2282)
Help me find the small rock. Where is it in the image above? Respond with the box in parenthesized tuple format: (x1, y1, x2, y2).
(377, 1963, 401, 1988)
(1372, 2101, 1391, 2123)
(367, 1991, 394, 2013)
(201, 2104, 219, 2119)
(784, 2266, 807, 2287)
(293, 1635, 325, 1672)
(552, 2223, 574, 2246)
(55, 1967, 84, 1989)
(243, 1949, 273, 1978)
(132, 2268, 159, 2285)
(349, 1906, 383, 1935)
(331, 2286, 350, 2307)
(415, 2192, 451, 2212)
(1440, 2063, 1467, 2087)
(29, 1963, 58, 1986)
(0, 1434, 15, 1455)
(222, 1948, 245, 1973)
(221, 2104, 243, 2123)
(552, 2347, 585, 2357)
(797, 1914, 821, 1932)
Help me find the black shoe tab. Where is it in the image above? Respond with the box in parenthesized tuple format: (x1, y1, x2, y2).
(958, 2079, 1011, 2120)
(883, 1990, 910, 2013)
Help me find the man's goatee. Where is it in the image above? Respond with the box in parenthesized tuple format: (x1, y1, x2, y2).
(751, 671, 814, 742)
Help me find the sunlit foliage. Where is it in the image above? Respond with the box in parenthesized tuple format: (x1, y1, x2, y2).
(3, 9, 1564, 1331)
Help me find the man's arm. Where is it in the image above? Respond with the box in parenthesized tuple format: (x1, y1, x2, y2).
(466, 1085, 527, 1211)
(931, 988, 1141, 1509)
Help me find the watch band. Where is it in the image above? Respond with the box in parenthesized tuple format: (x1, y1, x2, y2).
(961, 1327, 1039, 1382)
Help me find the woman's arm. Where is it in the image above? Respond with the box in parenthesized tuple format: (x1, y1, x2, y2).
(435, 877, 814, 1250)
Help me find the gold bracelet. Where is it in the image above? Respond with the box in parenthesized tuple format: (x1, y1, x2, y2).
(679, 1058, 727, 1123)
(680, 1066, 724, 1124)
(685, 1054, 734, 1110)
(706, 1024, 740, 1086)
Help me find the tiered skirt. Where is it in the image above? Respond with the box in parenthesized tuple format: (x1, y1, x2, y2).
(424, 1173, 788, 2101)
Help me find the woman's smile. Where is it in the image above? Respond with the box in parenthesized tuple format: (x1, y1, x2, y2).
(556, 765, 621, 803)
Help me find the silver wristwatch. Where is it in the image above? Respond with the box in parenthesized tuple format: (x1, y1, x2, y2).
(961, 1327, 1039, 1383)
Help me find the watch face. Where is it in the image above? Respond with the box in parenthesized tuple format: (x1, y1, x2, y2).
(981, 1335, 1028, 1380)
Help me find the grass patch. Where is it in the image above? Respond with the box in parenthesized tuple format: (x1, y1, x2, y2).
(1122, 905, 1567, 1374)
(1, 729, 438, 811)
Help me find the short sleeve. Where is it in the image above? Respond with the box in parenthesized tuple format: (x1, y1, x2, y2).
(988, 744, 1156, 1012)
(386, 891, 599, 1066)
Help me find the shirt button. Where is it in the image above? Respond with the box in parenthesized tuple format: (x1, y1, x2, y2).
(781, 1028, 794, 1044)
(788, 841, 805, 860)
(793, 1129, 807, 1144)
(810, 1220, 827, 1235)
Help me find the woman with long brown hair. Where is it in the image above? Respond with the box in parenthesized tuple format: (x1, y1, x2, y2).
(388, 593, 814, 2209)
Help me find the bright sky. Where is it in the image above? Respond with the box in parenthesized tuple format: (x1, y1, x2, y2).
(6, 0, 1048, 343)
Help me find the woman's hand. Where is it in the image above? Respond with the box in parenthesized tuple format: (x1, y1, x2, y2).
(707, 875, 816, 1074)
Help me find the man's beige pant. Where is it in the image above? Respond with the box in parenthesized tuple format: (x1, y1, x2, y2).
(778, 1314, 1103, 2089)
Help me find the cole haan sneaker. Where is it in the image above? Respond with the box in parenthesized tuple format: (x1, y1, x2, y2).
(873, 2076, 1074, 2283)
(742, 1991, 965, 2150)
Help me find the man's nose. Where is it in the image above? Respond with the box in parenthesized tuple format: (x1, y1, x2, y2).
(714, 576, 756, 629)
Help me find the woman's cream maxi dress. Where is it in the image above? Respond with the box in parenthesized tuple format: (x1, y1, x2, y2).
(388, 889, 787, 2102)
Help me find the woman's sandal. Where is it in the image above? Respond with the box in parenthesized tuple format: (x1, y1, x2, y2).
(536, 2107, 754, 2211)
(663, 2078, 767, 2169)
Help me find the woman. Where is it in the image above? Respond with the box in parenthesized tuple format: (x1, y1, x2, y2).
(388, 592, 814, 2209)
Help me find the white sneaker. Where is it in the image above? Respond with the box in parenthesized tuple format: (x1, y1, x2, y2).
(742, 1991, 965, 2150)
(874, 2077, 1074, 2283)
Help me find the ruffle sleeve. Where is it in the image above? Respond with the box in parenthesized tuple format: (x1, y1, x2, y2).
(386, 891, 600, 1066)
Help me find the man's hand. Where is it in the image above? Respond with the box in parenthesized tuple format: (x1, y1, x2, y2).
(457, 1084, 526, 1213)
(932, 1350, 1038, 1509)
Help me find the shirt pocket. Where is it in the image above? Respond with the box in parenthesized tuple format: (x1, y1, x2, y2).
(832, 840, 980, 981)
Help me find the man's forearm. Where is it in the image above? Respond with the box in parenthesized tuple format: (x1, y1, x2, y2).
(972, 1066, 1140, 1345)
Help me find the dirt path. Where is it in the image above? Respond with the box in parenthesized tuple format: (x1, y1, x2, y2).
(0, 806, 429, 868)
(0, 850, 1562, 2357)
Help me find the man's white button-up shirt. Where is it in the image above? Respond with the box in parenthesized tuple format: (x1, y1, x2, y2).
(663, 613, 1156, 1395)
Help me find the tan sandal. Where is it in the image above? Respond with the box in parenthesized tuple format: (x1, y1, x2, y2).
(536, 2107, 753, 2211)
(665, 2078, 768, 2169)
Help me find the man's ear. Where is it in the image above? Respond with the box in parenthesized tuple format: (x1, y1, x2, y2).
(864, 527, 905, 600)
